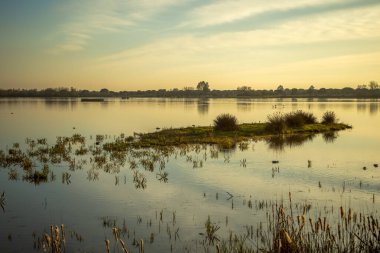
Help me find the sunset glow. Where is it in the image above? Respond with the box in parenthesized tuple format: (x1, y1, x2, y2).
(1, 0, 380, 90)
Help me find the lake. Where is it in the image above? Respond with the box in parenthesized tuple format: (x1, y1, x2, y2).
(0, 98, 380, 252)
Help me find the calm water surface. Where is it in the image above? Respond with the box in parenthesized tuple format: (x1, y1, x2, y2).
(0, 98, 380, 252)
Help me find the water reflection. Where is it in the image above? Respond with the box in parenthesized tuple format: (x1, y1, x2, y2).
(236, 99, 252, 112)
(356, 102, 380, 115)
(0, 129, 344, 188)
(183, 98, 196, 111)
(317, 102, 328, 110)
(369, 103, 379, 115)
(265, 134, 316, 151)
(100, 101, 109, 108)
(1, 98, 380, 253)
(322, 131, 339, 143)
(1, 98, 379, 117)
(44, 99, 78, 110)
(357, 103, 367, 113)
(0, 98, 39, 109)
(197, 98, 209, 115)
(340, 102, 354, 111)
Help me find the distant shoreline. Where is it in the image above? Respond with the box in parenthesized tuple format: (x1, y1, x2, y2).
(1, 87, 380, 99)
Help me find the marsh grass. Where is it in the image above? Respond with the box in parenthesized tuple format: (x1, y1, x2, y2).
(28, 194, 380, 253)
(322, 111, 337, 124)
(284, 110, 317, 128)
(266, 113, 287, 133)
(33, 225, 66, 253)
(23, 165, 49, 184)
(202, 216, 221, 245)
(206, 193, 380, 253)
(136, 121, 349, 148)
(214, 114, 239, 131)
(269, 194, 380, 253)
(267, 111, 318, 134)
(0, 191, 5, 212)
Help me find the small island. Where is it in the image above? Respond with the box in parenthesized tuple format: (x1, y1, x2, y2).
(133, 111, 352, 148)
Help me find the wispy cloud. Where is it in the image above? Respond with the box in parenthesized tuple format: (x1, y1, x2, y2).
(182, 0, 347, 27)
(101, 5, 380, 64)
(51, 0, 182, 53)
(87, 4, 380, 87)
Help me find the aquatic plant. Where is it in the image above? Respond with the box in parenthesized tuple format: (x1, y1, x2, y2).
(126, 136, 134, 142)
(106, 227, 131, 253)
(267, 111, 318, 133)
(156, 171, 168, 183)
(23, 165, 50, 185)
(8, 169, 19, 181)
(133, 171, 147, 189)
(75, 145, 88, 156)
(197, 194, 380, 253)
(23, 192, 380, 253)
(238, 142, 249, 151)
(0, 191, 5, 212)
(32, 225, 66, 253)
(203, 216, 220, 245)
(0, 150, 6, 167)
(0, 113, 351, 190)
(214, 114, 239, 131)
(62, 172, 71, 185)
(70, 133, 85, 144)
(322, 111, 337, 124)
(269, 195, 380, 252)
(266, 112, 287, 133)
(284, 110, 317, 127)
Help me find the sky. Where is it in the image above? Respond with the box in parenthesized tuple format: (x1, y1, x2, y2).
(0, 0, 380, 91)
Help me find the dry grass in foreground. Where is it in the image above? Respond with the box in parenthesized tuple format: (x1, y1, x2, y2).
(31, 192, 379, 253)
(210, 193, 379, 253)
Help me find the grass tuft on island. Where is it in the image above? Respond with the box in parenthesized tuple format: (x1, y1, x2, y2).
(134, 111, 351, 149)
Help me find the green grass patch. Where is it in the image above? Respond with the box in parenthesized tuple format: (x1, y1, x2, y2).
(133, 122, 351, 148)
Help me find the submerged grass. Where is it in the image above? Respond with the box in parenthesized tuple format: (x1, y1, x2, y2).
(0, 112, 351, 187)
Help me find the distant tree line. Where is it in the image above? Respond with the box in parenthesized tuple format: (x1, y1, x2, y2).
(1, 81, 380, 98)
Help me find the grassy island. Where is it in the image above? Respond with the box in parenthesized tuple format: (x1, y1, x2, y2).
(134, 111, 351, 148)
(135, 122, 351, 148)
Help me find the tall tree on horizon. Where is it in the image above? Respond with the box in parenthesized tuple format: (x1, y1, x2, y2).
(197, 81, 210, 92)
